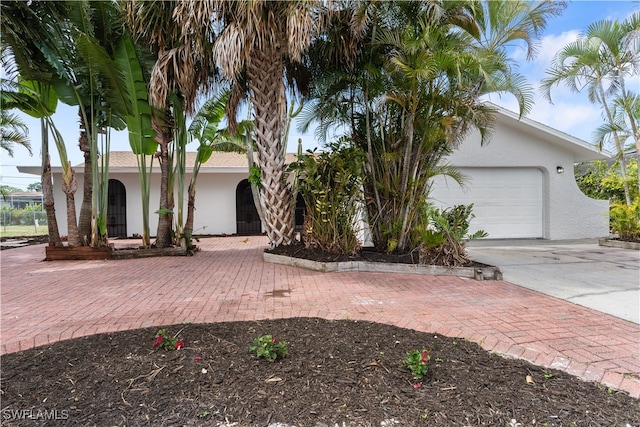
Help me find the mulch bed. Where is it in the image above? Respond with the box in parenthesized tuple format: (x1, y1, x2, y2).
(1, 318, 639, 426)
(267, 242, 420, 264)
(266, 241, 493, 268)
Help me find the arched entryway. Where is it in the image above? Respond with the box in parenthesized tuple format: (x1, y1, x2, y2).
(107, 179, 127, 237)
(294, 193, 305, 232)
(236, 179, 262, 235)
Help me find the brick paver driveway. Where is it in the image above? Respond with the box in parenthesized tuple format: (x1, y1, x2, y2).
(1, 236, 638, 397)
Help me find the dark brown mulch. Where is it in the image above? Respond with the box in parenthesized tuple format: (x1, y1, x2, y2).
(1, 318, 638, 426)
(266, 241, 492, 268)
(267, 242, 419, 264)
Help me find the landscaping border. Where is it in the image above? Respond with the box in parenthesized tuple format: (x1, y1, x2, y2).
(598, 238, 640, 250)
(263, 252, 503, 280)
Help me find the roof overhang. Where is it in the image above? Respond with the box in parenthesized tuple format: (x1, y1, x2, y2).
(17, 166, 250, 175)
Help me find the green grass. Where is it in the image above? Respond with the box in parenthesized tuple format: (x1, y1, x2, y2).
(0, 224, 48, 238)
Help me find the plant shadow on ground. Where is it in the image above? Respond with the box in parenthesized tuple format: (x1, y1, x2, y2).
(1, 318, 639, 426)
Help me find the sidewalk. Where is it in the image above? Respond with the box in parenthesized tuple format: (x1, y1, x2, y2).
(1, 236, 639, 398)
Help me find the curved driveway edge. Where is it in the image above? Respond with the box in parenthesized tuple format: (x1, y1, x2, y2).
(1, 236, 639, 398)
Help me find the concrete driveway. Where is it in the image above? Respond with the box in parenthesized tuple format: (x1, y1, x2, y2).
(467, 239, 640, 324)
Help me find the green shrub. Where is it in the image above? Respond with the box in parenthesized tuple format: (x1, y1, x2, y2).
(610, 199, 640, 242)
(415, 204, 487, 266)
(293, 143, 365, 256)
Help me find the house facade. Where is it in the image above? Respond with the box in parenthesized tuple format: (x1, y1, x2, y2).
(430, 108, 610, 239)
(19, 108, 611, 241)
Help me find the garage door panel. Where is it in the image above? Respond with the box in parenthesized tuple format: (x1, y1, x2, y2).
(430, 168, 543, 239)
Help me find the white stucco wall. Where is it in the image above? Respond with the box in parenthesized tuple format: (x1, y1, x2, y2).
(51, 170, 249, 238)
(443, 115, 609, 239)
(46, 110, 609, 241)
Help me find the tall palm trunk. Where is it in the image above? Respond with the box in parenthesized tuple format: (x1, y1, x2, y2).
(41, 120, 63, 247)
(153, 112, 174, 248)
(247, 45, 295, 248)
(77, 109, 93, 245)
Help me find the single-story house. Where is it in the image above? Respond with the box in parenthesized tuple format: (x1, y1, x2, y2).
(1, 192, 44, 210)
(19, 107, 610, 240)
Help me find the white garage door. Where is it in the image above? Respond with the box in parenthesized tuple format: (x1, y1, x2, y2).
(430, 168, 543, 239)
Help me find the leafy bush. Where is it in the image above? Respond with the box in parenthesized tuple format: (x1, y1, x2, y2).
(415, 204, 487, 266)
(575, 159, 638, 203)
(293, 143, 365, 256)
(250, 335, 288, 362)
(0, 206, 47, 226)
(402, 349, 430, 381)
(610, 199, 640, 242)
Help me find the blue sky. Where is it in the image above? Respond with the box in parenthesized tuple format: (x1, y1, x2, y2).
(1, 0, 639, 190)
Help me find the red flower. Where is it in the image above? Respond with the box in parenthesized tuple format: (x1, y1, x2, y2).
(422, 351, 428, 357)
(175, 340, 185, 350)
(421, 358, 428, 363)
(272, 337, 278, 343)
(195, 355, 202, 361)
(153, 336, 164, 347)
(413, 382, 422, 389)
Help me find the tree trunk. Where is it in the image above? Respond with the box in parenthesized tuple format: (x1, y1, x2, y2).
(77, 124, 93, 245)
(62, 164, 81, 246)
(153, 113, 174, 248)
(42, 154, 63, 247)
(184, 182, 196, 244)
(247, 44, 294, 248)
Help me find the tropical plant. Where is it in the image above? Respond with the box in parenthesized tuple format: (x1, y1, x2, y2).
(542, 13, 640, 205)
(575, 158, 639, 204)
(150, 1, 330, 248)
(302, 0, 562, 254)
(0, 109, 31, 157)
(114, 34, 158, 248)
(27, 182, 42, 192)
(124, 0, 218, 248)
(2, 1, 142, 247)
(416, 204, 487, 267)
(609, 199, 640, 242)
(1, 1, 69, 247)
(293, 142, 365, 256)
(185, 91, 246, 246)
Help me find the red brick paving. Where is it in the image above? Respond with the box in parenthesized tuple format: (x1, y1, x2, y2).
(1, 236, 639, 398)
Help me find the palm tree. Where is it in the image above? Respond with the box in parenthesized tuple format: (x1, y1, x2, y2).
(1, 1, 68, 247)
(542, 13, 640, 205)
(2, 0, 135, 247)
(125, 0, 323, 248)
(0, 109, 31, 157)
(184, 91, 247, 244)
(302, 0, 562, 253)
(212, 1, 323, 248)
(124, 0, 215, 248)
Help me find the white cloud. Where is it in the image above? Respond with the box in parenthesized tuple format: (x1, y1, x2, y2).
(536, 30, 582, 68)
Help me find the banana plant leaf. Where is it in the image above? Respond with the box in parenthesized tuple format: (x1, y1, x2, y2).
(114, 35, 156, 155)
